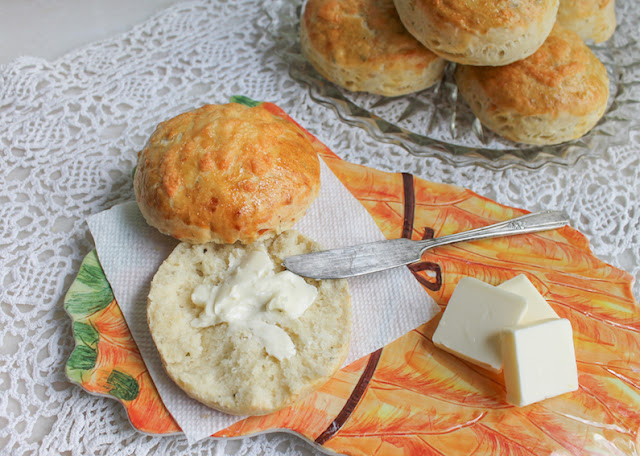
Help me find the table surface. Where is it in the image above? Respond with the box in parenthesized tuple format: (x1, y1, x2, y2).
(1, 1, 638, 455)
(0, 0, 182, 64)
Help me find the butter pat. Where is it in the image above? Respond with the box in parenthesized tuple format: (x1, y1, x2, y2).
(498, 274, 558, 325)
(432, 277, 527, 372)
(190, 247, 318, 361)
(502, 318, 578, 407)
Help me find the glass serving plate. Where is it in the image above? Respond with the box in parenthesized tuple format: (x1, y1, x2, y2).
(266, 0, 639, 170)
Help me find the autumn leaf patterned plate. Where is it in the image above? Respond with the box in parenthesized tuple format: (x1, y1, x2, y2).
(65, 97, 640, 455)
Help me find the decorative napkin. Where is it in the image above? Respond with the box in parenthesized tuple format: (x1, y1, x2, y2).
(87, 158, 439, 444)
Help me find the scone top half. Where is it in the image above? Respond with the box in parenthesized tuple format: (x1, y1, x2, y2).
(394, 0, 560, 66)
(134, 103, 321, 244)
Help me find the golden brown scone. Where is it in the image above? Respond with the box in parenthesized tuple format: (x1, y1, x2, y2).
(557, 0, 616, 43)
(148, 230, 351, 415)
(300, 0, 446, 96)
(455, 25, 609, 145)
(393, 0, 559, 66)
(134, 103, 321, 244)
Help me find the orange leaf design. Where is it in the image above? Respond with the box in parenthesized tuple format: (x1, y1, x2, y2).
(216, 366, 366, 438)
(67, 100, 640, 455)
(90, 300, 141, 355)
(81, 300, 179, 434)
(81, 301, 145, 391)
(127, 371, 180, 434)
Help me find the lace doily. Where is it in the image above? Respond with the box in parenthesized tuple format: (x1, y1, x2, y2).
(1, 1, 638, 455)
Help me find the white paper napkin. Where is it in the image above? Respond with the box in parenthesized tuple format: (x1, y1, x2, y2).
(87, 159, 439, 444)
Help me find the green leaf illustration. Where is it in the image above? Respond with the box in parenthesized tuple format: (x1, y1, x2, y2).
(230, 95, 261, 108)
(64, 250, 114, 317)
(107, 370, 140, 401)
(73, 322, 99, 349)
(67, 344, 97, 371)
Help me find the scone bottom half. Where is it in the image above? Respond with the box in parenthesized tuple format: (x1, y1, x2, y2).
(134, 103, 321, 244)
(147, 230, 352, 416)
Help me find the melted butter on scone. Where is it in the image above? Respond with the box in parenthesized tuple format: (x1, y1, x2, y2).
(190, 247, 318, 361)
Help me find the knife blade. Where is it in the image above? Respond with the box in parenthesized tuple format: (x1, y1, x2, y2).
(283, 210, 570, 279)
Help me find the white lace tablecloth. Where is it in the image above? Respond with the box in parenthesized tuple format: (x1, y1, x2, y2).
(1, 1, 638, 455)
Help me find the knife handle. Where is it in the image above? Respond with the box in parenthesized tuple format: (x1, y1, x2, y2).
(418, 210, 570, 254)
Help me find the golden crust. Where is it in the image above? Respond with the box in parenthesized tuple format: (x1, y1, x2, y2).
(394, 0, 559, 66)
(300, 0, 445, 96)
(134, 103, 321, 244)
(457, 25, 609, 117)
(557, 0, 616, 43)
(455, 25, 609, 145)
(412, 0, 556, 33)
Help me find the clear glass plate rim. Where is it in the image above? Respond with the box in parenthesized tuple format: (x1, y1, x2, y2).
(264, 0, 638, 171)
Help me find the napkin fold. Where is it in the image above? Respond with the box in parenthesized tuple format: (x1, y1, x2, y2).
(87, 158, 439, 444)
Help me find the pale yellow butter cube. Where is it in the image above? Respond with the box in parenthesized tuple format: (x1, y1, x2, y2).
(502, 318, 579, 407)
(498, 274, 558, 325)
(432, 277, 527, 373)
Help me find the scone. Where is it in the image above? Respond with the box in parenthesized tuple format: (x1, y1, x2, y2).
(147, 230, 351, 415)
(134, 103, 320, 244)
(393, 0, 559, 66)
(455, 25, 609, 145)
(557, 0, 616, 43)
(300, 0, 446, 96)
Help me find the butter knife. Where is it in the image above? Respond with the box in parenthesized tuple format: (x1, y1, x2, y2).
(284, 210, 570, 279)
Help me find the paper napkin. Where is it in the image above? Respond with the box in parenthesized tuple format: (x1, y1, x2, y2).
(87, 159, 439, 443)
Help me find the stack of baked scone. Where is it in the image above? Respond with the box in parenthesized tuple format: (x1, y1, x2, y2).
(134, 103, 352, 415)
(300, 0, 615, 145)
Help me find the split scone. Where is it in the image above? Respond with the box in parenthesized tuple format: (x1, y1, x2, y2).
(393, 0, 559, 66)
(556, 0, 616, 43)
(300, 0, 446, 96)
(147, 230, 352, 415)
(134, 103, 321, 244)
(455, 25, 609, 145)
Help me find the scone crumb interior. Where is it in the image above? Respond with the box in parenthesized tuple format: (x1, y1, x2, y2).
(148, 230, 351, 415)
